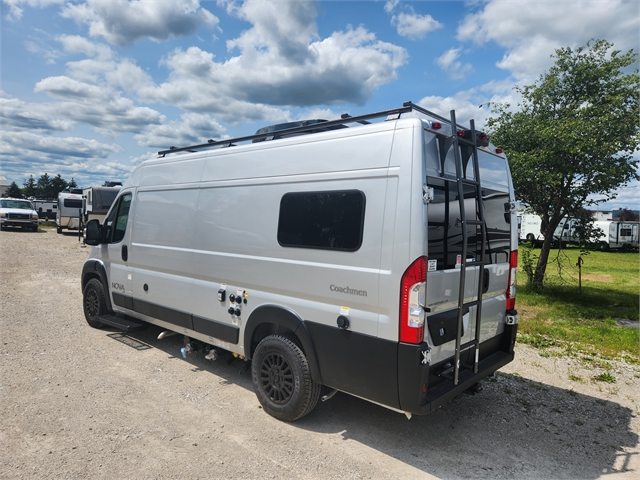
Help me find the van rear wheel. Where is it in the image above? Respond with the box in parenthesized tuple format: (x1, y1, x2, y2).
(83, 278, 107, 329)
(251, 334, 321, 422)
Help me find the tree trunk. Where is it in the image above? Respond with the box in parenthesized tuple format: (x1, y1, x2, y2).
(532, 235, 554, 289)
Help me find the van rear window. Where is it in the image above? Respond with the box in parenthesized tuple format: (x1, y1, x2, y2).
(278, 190, 365, 251)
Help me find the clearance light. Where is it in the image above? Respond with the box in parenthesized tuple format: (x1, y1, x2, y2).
(399, 256, 427, 344)
(496, 148, 504, 154)
(431, 122, 442, 130)
(457, 130, 465, 137)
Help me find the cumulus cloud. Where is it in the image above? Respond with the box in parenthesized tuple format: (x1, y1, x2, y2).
(2, 130, 121, 158)
(2, 0, 63, 20)
(60, 0, 218, 46)
(457, 0, 640, 81)
(0, 94, 74, 132)
(141, 22, 407, 121)
(34, 76, 164, 135)
(391, 12, 442, 40)
(134, 113, 228, 148)
(385, 1, 442, 40)
(435, 48, 474, 80)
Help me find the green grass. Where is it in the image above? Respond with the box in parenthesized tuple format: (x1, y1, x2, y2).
(516, 245, 639, 362)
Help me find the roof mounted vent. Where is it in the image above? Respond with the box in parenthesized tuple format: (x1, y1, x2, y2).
(252, 119, 347, 143)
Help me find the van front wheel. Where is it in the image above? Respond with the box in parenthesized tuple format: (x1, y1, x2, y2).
(251, 334, 321, 422)
(83, 278, 107, 329)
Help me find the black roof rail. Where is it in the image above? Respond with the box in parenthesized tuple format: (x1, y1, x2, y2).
(157, 101, 475, 156)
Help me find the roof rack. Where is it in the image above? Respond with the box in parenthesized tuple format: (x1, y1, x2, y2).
(157, 101, 473, 156)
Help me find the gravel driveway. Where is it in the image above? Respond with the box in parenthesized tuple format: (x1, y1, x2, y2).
(1, 228, 638, 479)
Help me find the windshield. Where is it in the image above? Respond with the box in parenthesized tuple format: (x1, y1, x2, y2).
(1, 200, 34, 210)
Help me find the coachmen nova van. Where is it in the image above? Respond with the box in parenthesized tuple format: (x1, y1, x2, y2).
(82, 102, 519, 421)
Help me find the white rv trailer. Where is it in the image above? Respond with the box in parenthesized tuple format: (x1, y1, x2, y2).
(31, 199, 57, 220)
(517, 212, 544, 245)
(593, 221, 639, 250)
(82, 103, 519, 421)
(56, 189, 83, 234)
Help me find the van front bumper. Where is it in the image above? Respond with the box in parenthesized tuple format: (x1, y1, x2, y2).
(398, 322, 518, 415)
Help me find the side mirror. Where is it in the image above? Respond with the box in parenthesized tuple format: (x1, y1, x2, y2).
(85, 219, 102, 246)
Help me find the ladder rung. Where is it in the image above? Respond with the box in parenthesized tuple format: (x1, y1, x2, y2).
(462, 299, 481, 308)
(464, 219, 483, 226)
(460, 178, 480, 186)
(460, 340, 478, 352)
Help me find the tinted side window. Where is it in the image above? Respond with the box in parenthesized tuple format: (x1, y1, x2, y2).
(278, 190, 365, 251)
(104, 194, 132, 244)
(64, 199, 83, 209)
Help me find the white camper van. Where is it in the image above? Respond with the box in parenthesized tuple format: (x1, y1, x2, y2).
(593, 221, 639, 250)
(56, 189, 83, 234)
(82, 103, 519, 421)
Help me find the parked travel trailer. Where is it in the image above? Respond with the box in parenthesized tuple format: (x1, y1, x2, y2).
(81, 103, 519, 421)
(593, 221, 639, 250)
(82, 184, 122, 224)
(56, 189, 83, 234)
(32, 199, 57, 220)
(517, 213, 544, 245)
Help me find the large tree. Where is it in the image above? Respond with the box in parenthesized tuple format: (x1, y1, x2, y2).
(5, 182, 23, 198)
(487, 40, 639, 289)
(22, 175, 37, 198)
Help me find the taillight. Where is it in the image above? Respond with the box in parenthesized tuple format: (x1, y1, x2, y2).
(399, 256, 427, 344)
(506, 250, 517, 310)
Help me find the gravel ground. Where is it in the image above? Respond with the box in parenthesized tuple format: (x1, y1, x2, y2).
(1, 227, 638, 479)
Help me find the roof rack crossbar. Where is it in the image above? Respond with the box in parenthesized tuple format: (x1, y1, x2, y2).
(157, 101, 474, 156)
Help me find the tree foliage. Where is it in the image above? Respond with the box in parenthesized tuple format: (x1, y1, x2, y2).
(5, 182, 23, 198)
(487, 40, 639, 289)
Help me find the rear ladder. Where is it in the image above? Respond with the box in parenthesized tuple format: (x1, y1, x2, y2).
(442, 110, 487, 385)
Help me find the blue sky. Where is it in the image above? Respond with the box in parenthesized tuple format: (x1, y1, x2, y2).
(1, 0, 638, 210)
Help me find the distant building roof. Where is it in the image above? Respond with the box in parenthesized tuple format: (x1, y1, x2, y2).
(0, 176, 10, 187)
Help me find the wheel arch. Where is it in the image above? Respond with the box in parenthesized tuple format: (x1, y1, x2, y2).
(244, 305, 323, 384)
(81, 259, 113, 312)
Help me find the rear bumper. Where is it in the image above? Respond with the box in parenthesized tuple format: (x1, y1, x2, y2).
(398, 322, 518, 415)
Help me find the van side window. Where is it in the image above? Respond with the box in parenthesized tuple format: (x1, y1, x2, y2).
(277, 190, 365, 251)
(104, 193, 132, 244)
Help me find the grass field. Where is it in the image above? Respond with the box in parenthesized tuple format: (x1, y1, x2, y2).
(516, 245, 639, 363)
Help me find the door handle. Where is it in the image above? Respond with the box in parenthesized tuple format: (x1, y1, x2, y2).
(121, 244, 128, 262)
(482, 268, 489, 294)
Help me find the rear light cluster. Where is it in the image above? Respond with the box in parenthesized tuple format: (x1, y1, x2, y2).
(506, 250, 517, 310)
(399, 256, 427, 344)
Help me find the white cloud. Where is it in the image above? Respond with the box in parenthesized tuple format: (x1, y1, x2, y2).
(0, 94, 74, 132)
(391, 11, 442, 40)
(34, 76, 164, 135)
(138, 12, 407, 122)
(2, 130, 121, 158)
(457, 0, 640, 81)
(2, 0, 63, 20)
(134, 113, 228, 148)
(384, 0, 399, 14)
(435, 48, 474, 80)
(60, 0, 219, 46)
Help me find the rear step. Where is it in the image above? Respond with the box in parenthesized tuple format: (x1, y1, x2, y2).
(99, 314, 146, 332)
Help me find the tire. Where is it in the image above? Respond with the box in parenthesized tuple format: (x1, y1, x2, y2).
(32, 225, 38, 232)
(599, 241, 610, 251)
(251, 334, 321, 422)
(56, 225, 62, 234)
(83, 278, 107, 329)
(526, 233, 536, 248)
